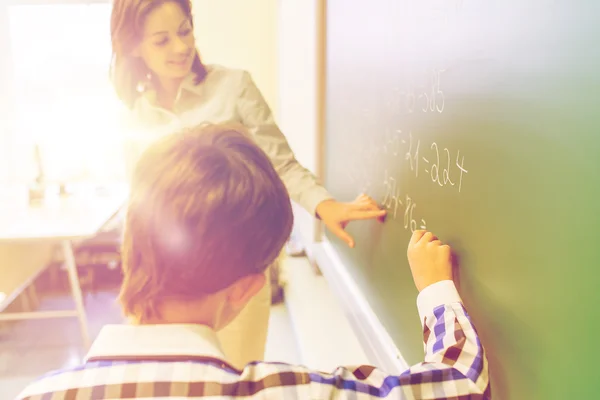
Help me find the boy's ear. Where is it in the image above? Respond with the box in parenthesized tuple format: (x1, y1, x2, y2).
(226, 273, 266, 310)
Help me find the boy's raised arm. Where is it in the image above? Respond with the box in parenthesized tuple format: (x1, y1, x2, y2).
(307, 231, 490, 399)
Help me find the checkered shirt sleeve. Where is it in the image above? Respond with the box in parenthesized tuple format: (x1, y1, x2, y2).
(16, 303, 490, 399)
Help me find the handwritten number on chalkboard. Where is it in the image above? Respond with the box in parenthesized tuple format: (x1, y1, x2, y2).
(456, 150, 468, 192)
(415, 140, 420, 176)
(402, 197, 418, 232)
(410, 204, 418, 232)
(443, 147, 455, 186)
(430, 143, 444, 186)
(435, 69, 446, 113)
(404, 196, 412, 230)
(406, 132, 420, 177)
(421, 69, 446, 113)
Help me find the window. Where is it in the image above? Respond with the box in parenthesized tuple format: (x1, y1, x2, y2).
(4, 1, 125, 183)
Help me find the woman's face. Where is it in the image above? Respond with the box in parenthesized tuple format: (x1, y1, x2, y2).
(135, 1, 196, 83)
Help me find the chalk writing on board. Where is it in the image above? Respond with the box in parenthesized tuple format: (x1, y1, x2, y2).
(392, 131, 468, 192)
(381, 169, 427, 232)
(348, 128, 469, 196)
(455, 149, 468, 193)
(405, 131, 420, 177)
(420, 69, 446, 113)
(403, 196, 428, 232)
(429, 143, 444, 187)
(442, 147, 455, 186)
(399, 69, 445, 114)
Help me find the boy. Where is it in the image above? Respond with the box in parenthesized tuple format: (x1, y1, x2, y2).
(17, 124, 490, 399)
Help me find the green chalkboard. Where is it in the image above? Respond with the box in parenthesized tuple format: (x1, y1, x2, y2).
(323, 1, 600, 399)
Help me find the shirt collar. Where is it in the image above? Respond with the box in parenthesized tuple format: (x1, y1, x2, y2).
(85, 323, 226, 363)
(140, 70, 205, 108)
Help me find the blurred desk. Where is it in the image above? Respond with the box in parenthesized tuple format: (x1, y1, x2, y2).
(0, 183, 128, 349)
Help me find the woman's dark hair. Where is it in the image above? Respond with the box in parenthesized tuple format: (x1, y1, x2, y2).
(110, 0, 207, 108)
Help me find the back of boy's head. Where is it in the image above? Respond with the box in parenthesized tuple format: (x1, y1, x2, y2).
(119, 123, 293, 321)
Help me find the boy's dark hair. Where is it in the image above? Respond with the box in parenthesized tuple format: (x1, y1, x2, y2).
(119, 123, 293, 321)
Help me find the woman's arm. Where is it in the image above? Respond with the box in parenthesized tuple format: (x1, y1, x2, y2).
(236, 72, 386, 247)
(236, 71, 332, 216)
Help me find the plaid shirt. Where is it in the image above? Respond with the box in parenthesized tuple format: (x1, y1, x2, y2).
(16, 281, 490, 399)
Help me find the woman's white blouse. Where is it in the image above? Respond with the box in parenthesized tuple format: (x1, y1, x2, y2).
(121, 64, 332, 215)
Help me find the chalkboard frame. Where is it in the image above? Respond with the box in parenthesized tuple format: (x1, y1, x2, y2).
(311, 1, 408, 372)
(312, 239, 408, 373)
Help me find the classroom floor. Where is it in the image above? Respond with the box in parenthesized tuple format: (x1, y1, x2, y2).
(0, 287, 300, 399)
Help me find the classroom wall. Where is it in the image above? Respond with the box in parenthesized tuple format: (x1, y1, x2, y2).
(277, 0, 321, 245)
(0, 3, 12, 184)
(192, 0, 279, 114)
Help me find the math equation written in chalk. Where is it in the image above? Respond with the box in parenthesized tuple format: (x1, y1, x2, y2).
(344, 129, 468, 233)
(340, 65, 468, 233)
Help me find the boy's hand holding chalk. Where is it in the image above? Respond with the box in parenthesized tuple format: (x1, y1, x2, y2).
(407, 230, 453, 292)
